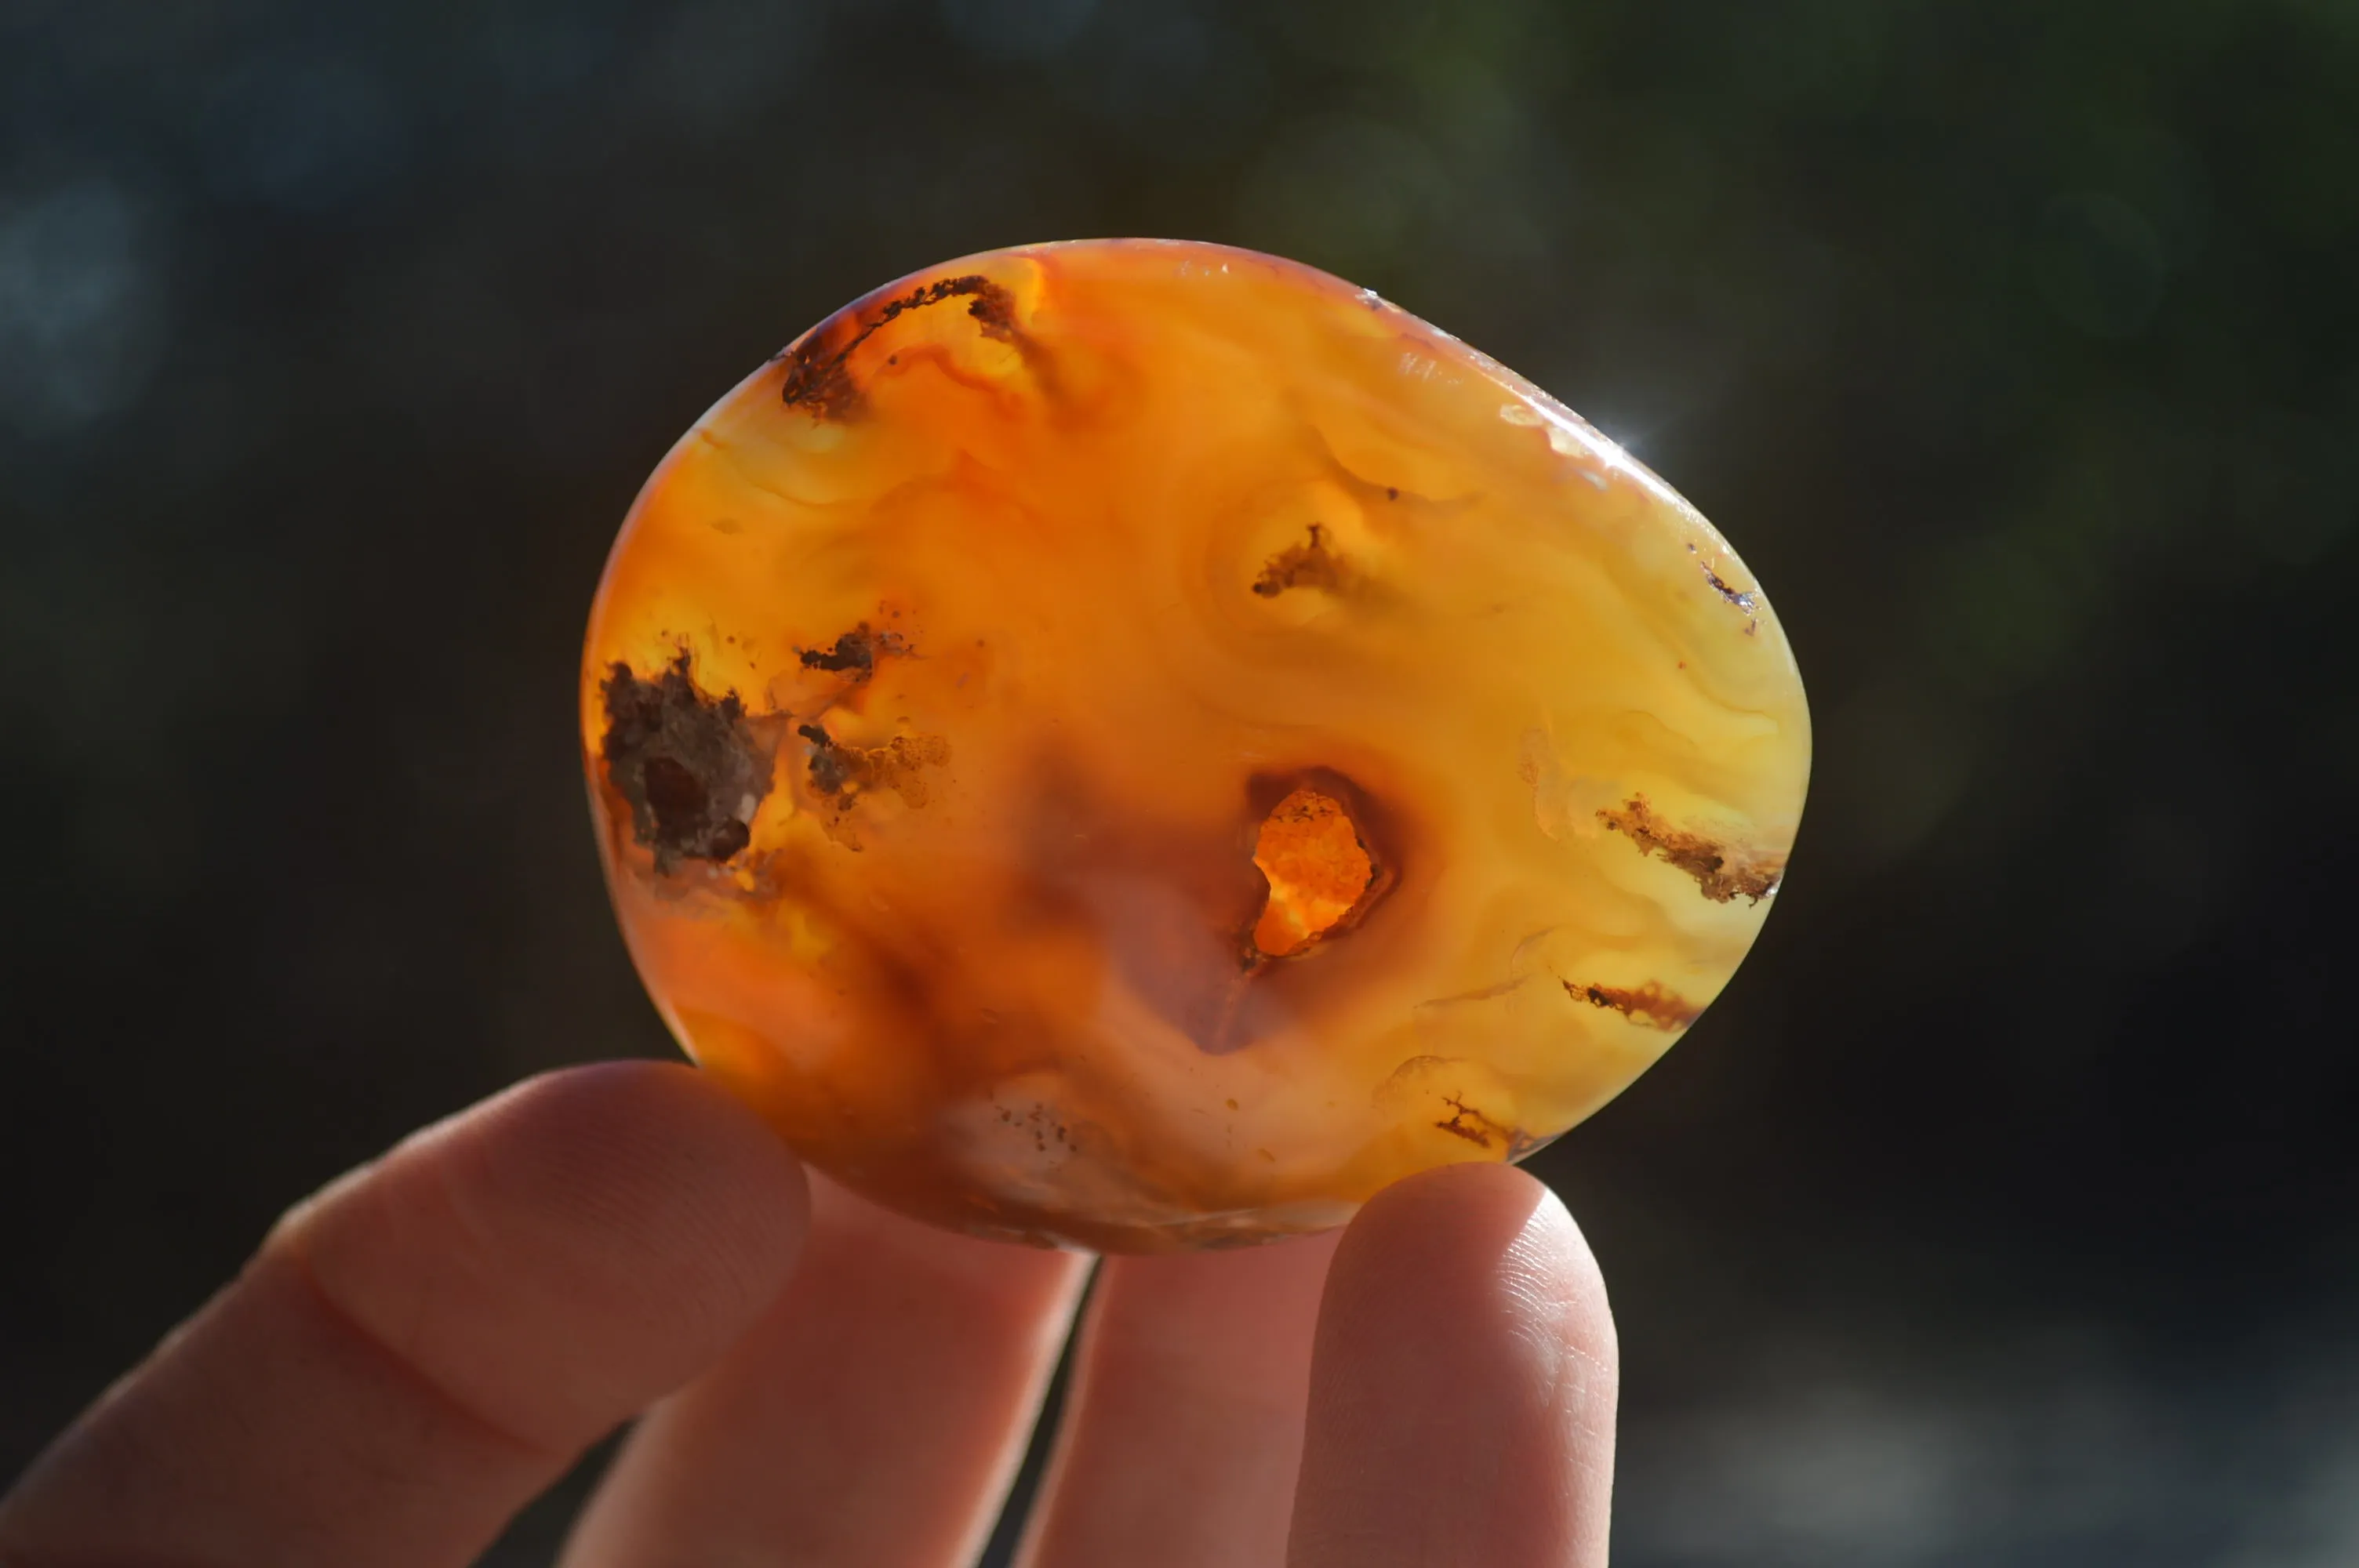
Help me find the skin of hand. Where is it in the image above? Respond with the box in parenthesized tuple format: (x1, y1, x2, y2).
(0, 1061, 1618, 1567)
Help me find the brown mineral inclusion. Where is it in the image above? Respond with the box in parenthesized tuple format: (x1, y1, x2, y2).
(580, 239, 1810, 1252)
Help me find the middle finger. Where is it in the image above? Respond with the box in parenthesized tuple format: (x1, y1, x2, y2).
(1015, 1230, 1341, 1568)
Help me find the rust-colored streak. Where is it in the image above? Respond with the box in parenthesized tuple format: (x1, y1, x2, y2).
(1598, 794, 1783, 904)
(1568, 979, 1701, 1032)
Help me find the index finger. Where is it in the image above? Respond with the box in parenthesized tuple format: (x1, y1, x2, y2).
(0, 1061, 809, 1568)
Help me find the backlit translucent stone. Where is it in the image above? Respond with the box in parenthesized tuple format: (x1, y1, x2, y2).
(580, 239, 1809, 1252)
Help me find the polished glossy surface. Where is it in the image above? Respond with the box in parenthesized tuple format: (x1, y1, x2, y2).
(581, 239, 1808, 1251)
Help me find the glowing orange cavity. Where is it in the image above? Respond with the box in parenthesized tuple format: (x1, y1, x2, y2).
(1251, 788, 1375, 959)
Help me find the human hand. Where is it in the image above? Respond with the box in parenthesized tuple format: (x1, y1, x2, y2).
(0, 1062, 1616, 1566)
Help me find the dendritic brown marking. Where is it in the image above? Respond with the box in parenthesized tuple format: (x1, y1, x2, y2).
(1568, 978, 1701, 1032)
(1252, 522, 1347, 597)
(601, 653, 777, 874)
(778, 274, 1018, 419)
(1598, 794, 1783, 904)
(1434, 1094, 1516, 1149)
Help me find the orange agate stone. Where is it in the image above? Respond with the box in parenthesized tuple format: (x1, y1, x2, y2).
(580, 239, 1809, 1251)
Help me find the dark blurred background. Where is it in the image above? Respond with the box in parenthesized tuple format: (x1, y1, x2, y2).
(4, 0, 2356, 1562)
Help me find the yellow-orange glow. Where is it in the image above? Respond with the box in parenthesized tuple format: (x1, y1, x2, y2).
(580, 240, 1809, 1251)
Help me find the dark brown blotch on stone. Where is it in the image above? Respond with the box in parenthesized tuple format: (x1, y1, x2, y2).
(798, 621, 909, 678)
(601, 654, 775, 874)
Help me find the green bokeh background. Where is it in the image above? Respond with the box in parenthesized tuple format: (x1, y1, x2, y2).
(3, 2, 2355, 1562)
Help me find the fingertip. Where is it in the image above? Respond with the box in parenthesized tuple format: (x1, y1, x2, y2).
(1335, 1160, 1614, 1367)
(1291, 1161, 1618, 1568)
(434, 1058, 810, 1319)
(288, 1060, 810, 1451)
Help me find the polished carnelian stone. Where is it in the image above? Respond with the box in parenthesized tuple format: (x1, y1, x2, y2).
(580, 240, 1809, 1251)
